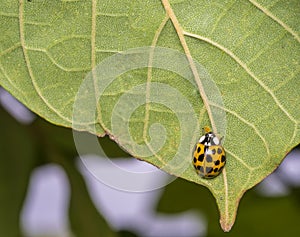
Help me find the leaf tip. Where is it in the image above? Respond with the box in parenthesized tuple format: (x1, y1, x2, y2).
(220, 219, 234, 232)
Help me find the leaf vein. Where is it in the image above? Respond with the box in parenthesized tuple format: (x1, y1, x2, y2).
(0, 62, 27, 101)
(209, 101, 270, 158)
(0, 12, 18, 18)
(248, 0, 300, 42)
(96, 12, 128, 17)
(19, 0, 73, 123)
(0, 43, 21, 57)
(143, 14, 169, 141)
(45, 51, 90, 72)
(225, 149, 254, 170)
(209, 0, 236, 36)
(183, 31, 298, 124)
(247, 31, 287, 65)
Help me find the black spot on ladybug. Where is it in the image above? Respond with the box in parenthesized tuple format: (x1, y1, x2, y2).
(214, 168, 219, 172)
(214, 160, 220, 166)
(198, 154, 204, 162)
(206, 155, 213, 163)
(197, 146, 201, 153)
(206, 167, 213, 173)
(217, 148, 223, 154)
(199, 166, 204, 173)
(211, 149, 216, 154)
(221, 155, 226, 162)
(193, 157, 197, 163)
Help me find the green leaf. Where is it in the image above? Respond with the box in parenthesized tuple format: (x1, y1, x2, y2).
(0, 105, 37, 237)
(1, 0, 299, 231)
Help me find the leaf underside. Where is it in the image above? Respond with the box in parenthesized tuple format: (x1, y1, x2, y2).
(0, 0, 299, 231)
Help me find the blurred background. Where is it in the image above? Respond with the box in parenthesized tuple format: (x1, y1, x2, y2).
(1, 86, 300, 237)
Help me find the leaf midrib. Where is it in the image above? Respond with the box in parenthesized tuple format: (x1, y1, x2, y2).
(161, 0, 231, 230)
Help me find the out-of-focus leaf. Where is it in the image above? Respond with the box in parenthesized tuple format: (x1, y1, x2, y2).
(59, 156, 116, 237)
(0, 105, 37, 237)
(158, 177, 300, 236)
(34, 118, 116, 237)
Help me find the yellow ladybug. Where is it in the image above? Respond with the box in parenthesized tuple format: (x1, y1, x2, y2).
(193, 126, 226, 178)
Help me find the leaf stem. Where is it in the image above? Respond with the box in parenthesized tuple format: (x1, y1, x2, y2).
(161, 0, 217, 133)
